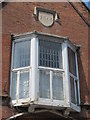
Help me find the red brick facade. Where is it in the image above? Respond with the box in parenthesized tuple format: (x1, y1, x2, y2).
(1, 2, 90, 120)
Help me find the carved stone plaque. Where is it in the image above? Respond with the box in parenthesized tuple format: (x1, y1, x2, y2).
(38, 11, 54, 27)
(33, 7, 60, 27)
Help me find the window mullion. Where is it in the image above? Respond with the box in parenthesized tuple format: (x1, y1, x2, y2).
(31, 35, 38, 101)
(75, 53, 80, 105)
(75, 79, 78, 105)
(10, 42, 14, 98)
(50, 70, 53, 101)
(62, 43, 71, 104)
(74, 79, 77, 104)
(29, 68, 31, 100)
(16, 71, 20, 103)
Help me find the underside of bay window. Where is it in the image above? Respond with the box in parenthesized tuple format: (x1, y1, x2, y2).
(10, 32, 80, 112)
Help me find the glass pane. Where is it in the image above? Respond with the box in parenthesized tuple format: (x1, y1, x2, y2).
(53, 72, 64, 100)
(14, 40, 30, 68)
(70, 76, 76, 104)
(76, 80, 79, 105)
(19, 70, 29, 99)
(39, 40, 62, 69)
(39, 70, 50, 99)
(11, 72, 17, 100)
(68, 47, 76, 76)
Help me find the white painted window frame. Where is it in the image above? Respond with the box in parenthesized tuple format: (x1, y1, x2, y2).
(10, 37, 31, 105)
(10, 34, 80, 112)
(36, 40, 71, 108)
(38, 66, 65, 104)
(65, 41, 80, 112)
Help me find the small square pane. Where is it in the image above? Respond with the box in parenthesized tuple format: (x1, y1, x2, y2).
(52, 72, 64, 100)
(39, 70, 50, 99)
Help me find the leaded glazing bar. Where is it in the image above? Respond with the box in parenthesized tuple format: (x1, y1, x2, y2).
(39, 40, 62, 69)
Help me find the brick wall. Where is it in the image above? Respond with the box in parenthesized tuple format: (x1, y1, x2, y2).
(1, 2, 89, 120)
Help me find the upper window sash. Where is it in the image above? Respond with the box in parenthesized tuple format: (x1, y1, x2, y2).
(13, 39, 31, 69)
(68, 47, 77, 77)
(39, 40, 62, 69)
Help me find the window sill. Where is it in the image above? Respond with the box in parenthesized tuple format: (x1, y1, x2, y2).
(11, 98, 80, 112)
(70, 102, 81, 112)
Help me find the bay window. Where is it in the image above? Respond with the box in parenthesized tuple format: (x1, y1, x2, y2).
(10, 32, 80, 112)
